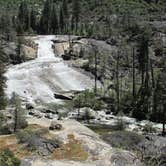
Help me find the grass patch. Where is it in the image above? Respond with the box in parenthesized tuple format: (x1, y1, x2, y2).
(87, 125, 111, 135)
(0, 135, 31, 159)
(52, 134, 89, 161)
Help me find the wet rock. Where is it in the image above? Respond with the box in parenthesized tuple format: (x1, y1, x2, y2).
(62, 53, 72, 60)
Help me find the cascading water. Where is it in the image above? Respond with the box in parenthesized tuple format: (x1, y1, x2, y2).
(5, 35, 94, 104)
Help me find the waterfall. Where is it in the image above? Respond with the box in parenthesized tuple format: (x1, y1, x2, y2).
(5, 35, 94, 104)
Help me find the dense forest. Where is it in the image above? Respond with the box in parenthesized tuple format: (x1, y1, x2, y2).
(0, 0, 166, 166)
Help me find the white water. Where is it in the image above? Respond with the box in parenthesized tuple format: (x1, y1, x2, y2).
(5, 35, 94, 104)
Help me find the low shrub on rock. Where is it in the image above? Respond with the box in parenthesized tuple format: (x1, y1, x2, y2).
(16, 128, 62, 156)
(102, 131, 145, 151)
(0, 149, 20, 166)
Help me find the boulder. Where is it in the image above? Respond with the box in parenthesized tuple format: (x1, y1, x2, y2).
(26, 103, 34, 110)
(71, 59, 89, 68)
(21, 45, 37, 61)
(54, 92, 73, 100)
(49, 121, 63, 130)
(61, 53, 71, 60)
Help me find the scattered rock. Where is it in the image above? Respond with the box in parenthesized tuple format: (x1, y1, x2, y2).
(49, 121, 63, 130)
(62, 53, 72, 60)
(26, 103, 34, 110)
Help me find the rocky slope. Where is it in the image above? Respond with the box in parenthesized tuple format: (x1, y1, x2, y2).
(20, 118, 142, 166)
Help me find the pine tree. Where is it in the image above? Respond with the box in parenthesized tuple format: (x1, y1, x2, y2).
(138, 30, 149, 86)
(72, 0, 80, 33)
(62, 0, 69, 33)
(62, 0, 68, 18)
(40, 0, 52, 34)
(0, 61, 6, 110)
(133, 30, 151, 120)
(30, 7, 37, 32)
(10, 93, 27, 132)
(59, 6, 64, 33)
(153, 71, 166, 136)
(18, 1, 30, 31)
(51, 4, 59, 34)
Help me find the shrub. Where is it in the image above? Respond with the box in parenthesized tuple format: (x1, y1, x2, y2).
(142, 123, 156, 134)
(102, 131, 145, 151)
(0, 149, 20, 166)
(73, 90, 104, 110)
(16, 128, 49, 144)
(114, 118, 126, 131)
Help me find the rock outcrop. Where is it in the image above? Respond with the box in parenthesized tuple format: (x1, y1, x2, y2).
(26, 118, 142, 166)
(21, 45, 37, 61)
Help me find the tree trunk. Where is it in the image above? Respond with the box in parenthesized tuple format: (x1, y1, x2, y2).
(14, 108, 18, 132)
(162, 122, 165, 136)
(150, 59, 155, 88)
(132, 47, 136, 98)
(116, 51, 120, 113)
(94, 48, 97, 95)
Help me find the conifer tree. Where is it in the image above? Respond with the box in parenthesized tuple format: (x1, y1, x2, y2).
(30, 7, 37, 31)
(10, 93, 27, 132)
(51, 4, 59, 34)
(0, 61, 6, 110)
(18, 1, 30, 31)
(40, 0, 52, 34)
(62, 0, 69, 32)
(59, 6, 64, 33)
(72, 0, 80, 33)
(152, 59, 166, 136)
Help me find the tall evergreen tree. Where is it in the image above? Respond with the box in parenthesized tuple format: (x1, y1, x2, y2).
(40, 0, 52, 34)
(59, 6, 65, 33)
(153, 70, 166, 136)
(10, 93, 27, 132)
(18, 1, 30, 31)
(62, 0, 69, 33)
(0, 45, 6, 110)
(72, 0, 80, 33)
(30, 7, 37, 31)
(138, 30, 150, 86)
(51, 4, 59, 34)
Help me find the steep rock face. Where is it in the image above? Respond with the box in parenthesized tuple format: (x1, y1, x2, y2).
(25, 118, 142, 166)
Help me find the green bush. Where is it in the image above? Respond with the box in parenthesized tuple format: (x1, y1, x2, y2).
(142, 123, 156, 134)
(16, 128, 49, 144)
(0, 149, 20, 166)
(114, 118, 126, 131)
(73, 90, 104, 110)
